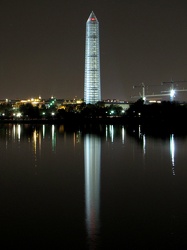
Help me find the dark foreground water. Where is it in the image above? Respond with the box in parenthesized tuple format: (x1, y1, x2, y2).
(0, 123, 187, 249)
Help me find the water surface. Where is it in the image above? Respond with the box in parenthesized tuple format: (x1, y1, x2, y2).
(0, 123, 187, 249)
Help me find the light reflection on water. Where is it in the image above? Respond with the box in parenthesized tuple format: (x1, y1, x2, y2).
(0, 123, 187, 249)
(51, 124, 56, 151)
(84, 134, 101, 249)
(170, 134, 175, 176)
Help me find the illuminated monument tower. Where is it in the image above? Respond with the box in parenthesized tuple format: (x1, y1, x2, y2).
(84, 11, 101, 104)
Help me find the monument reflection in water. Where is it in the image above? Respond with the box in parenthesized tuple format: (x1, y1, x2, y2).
(1, 123, 185, 249)
(84, 134, 101, 248)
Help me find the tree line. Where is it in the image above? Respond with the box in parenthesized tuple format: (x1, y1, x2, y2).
(1, 99, 187, 129)
(0, 101, 124, 120)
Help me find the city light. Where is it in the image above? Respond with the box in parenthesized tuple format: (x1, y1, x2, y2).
(170, 89, 175, 99)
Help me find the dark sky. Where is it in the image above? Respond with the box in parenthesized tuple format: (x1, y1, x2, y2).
(1, 0, 187, 101)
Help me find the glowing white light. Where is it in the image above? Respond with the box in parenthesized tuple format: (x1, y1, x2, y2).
(170, 89, 175, 98)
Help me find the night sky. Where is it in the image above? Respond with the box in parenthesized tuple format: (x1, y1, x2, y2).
(1, 0, 187, 101)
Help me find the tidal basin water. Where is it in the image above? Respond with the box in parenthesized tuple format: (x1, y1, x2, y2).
(0, 123, 187, 249)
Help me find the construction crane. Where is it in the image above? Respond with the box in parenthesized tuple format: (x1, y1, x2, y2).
(132, 83, 168, 102)
(161, 79, 187, 101)
(132, 83, 146, 101)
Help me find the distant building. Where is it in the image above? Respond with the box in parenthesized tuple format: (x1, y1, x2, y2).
(103, 99, 130, 111)
(14, 96, 44, 108)
(84, 11, 101, 104)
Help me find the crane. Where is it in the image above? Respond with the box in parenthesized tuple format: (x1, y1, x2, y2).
(161, 79, 187, 101)
(132, 83, 146, 101)
(132, 83, 168, 103)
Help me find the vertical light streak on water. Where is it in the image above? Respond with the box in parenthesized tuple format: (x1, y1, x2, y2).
(170, 134, 175, 176)
(84, 134, 101, 248)
(138, 125, 141, 138)
(75, 131, 81, 144)
(138, 125, 146, 155)
(33, 129, 37, 154)
(73, 132, 76, 147)
(51, 125, 56, 152)
(42, 125, 45, 139)
(12, 124, 16, 141)
(38, 129, 42, 154)
(109, 125, 114, 142)
(17, 124, 21, 141)
(122, 125, 125, 144)
(33, 129, 37, 169)
(143, 134, 146, 155)
(105, 125, 108, 141)
(5, 127, 10, 150)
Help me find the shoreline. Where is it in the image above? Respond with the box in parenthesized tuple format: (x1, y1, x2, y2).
(0, 117, 187, 137)
(0, 116, 126, 125)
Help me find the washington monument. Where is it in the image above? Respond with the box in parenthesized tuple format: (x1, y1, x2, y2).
(84, 11, 101, 104)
